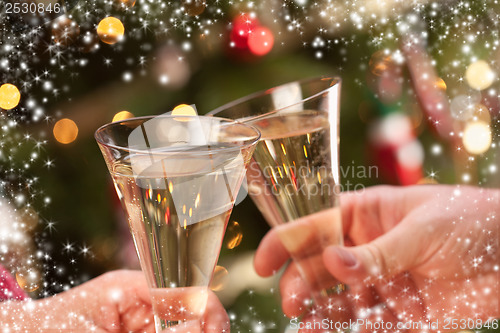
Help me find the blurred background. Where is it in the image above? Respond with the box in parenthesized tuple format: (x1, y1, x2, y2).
(1, 0, 499, 331)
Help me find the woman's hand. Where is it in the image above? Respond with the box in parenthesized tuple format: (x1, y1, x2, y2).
(0, 270, 229, 332)
(254, 185, 499, 332)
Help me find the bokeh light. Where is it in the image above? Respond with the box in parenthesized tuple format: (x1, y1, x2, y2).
(116, 0, 136, 8)
(472, 103, 491, 125)
(369, 51, 393, 76)
(465, 60, 496, 90)
(226, 220, 243, 249)
(97, 17, 125, 45)
(230, 14, 259, 49)
(172, 104, 197, 116)
(210, 265, 229, 291)
(182, 0, 206, 16)
(53, 118, 79, 144)
(15, 270, 40, 292)
(248, 26, 274, 56)
(462, 120, 491, 155)
(52, 17, 80, 46)
(0, 83, 21, 110)
(450, 95, 476, 121)
(434, 77, 447, 91)
(112, 110, 134, 122)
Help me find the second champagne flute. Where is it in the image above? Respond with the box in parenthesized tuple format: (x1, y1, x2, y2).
(210, 76, 345, 312)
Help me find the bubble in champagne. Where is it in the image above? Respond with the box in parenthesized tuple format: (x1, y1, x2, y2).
(225, 221, 243, 249)
(210, 265, 228, 291)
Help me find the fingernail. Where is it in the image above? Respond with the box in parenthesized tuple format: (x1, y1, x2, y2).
(333, 247, 357, 267)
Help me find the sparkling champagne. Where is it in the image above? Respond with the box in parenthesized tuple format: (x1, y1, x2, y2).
(246, 110, 340, 226)
(246, 110, 343, 295)
(110, 149, 247, 328)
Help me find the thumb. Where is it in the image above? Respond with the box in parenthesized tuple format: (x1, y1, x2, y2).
(323, 226, 422, 284)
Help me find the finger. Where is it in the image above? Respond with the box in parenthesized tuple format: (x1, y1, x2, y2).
(254, 229, 290, 277)
(323, 219, 425, 285)
(121, 300, 154, 332)
(280, 264, 311, 318)
(339, 186, 434, 245)
(204, 291, 230, 332)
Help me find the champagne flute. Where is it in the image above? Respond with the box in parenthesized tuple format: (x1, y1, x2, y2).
(209, 77, 344, 311)
(95, 115, 260, 332)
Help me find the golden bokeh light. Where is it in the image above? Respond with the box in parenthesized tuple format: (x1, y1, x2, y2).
(472, 103, 491, 125)
(0, 83, 21, 110)
(210, 265, 228, 291)
(53, 118, 79, 144)
(16, 271, 40, 292)
(434, 77, 447, 91)
(225, 221, 243, 249)
(465, 60, 496, 90)
(172, 104, 197, 116)
(369, 51, 393, 77)
(463, 120, 491, 155)
(116, 0, 136, 8)
(112, 110, 134, 122)
(97, 17, 125, 45)
(417, 177, 439, 185)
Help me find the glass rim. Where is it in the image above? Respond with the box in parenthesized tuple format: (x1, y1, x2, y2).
(207, 75, 341, 121)
(95, 114, 261, 156)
